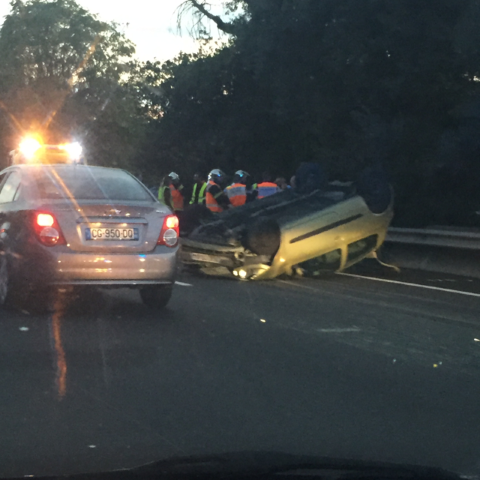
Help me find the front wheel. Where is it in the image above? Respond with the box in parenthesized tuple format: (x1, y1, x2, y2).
(140, 284, 173, 309)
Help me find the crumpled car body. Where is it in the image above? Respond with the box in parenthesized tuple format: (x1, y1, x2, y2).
(180, 182, 393, 281)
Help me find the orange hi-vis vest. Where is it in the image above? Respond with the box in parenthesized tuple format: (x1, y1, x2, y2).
(257, 181, 278, 199)
(206, 180, 223, 213)
(225, 183, 247, 207)
(170, 184, 184, 211)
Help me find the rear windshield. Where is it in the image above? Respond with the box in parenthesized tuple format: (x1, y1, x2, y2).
(31, 167, 152, 202)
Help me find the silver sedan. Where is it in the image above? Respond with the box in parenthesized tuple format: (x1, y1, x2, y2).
(0, 164, 178, 311)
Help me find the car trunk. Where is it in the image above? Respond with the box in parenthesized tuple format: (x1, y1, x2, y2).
(39, 200, 169, 253)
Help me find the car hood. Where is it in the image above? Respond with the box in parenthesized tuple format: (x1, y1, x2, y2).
(14, 451, 465, 480)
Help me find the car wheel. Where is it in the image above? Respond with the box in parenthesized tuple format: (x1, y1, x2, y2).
(244, 219, 281, 256)
(25, 288, 56, 314)
(0, 255, 10, 307)
(140, 284, 173, 309)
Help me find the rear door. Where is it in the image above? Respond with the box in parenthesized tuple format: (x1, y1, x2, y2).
(0, 169, 25, 254)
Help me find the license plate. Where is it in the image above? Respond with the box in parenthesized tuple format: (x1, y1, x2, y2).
(85, 227, 139, 241)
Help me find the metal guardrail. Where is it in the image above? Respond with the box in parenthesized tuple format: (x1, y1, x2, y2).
(386, 227, 480, 251)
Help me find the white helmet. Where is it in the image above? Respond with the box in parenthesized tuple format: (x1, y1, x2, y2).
(208, 169, 226, 183)
(168, 172, 180, 181)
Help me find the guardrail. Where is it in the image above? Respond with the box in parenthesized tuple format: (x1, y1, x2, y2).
(382, 227, 480, 278)
(386, 227, 480, 251)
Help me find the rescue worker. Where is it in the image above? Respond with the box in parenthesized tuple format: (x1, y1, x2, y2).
(189, 172, 207, 205)
(254, 172, 280, 200)
(158, 175, 173, 209)
(158, 172, 184, 212)
(275, 177, 290, 190)
(225, 170, 249, 207)
(206, 169, 230, 213)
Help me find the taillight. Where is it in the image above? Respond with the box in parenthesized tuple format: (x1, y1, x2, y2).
(33, 212, 66, 247)
(157, 214, 179, 247)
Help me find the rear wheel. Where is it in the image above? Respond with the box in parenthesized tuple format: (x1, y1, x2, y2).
(0, 255, 22, 309)
(140, 284, 173, 309)
(0, 256, 55, 313)
(27, 287, 56, 314)
(0, 255, 10, 308)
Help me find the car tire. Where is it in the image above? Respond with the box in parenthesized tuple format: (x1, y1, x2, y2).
(244, 219, 281, 256)
(140, 284, 173, 309)
(0, 255, 23, 310)
(0, 255, 55, 313)
(0, 255, 11, 308)
(27, 288, 56, 314)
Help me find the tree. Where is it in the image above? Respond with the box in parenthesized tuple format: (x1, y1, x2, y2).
(0, 0, 139, 169)
(156, 0, 480, 226)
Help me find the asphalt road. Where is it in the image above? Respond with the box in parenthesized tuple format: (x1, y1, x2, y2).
(2, 267, 480, 477)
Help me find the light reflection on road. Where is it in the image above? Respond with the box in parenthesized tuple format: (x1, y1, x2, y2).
(50, 299, 67, 400)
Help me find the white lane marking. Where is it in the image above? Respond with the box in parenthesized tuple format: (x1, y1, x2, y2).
(337, 272, 480, 298)
(175, 281, 193, 287)
(278, 280, 317, 291)
(317, 327, 361, 333)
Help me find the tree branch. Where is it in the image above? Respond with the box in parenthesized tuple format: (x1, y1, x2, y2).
(189, 1, 237, 35)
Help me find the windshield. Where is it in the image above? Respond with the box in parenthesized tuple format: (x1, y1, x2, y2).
(32, 167, 152, 202)
(1, 0, 480, 479)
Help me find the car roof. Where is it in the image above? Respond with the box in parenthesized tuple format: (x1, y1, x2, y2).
(3, 164, 124, 174)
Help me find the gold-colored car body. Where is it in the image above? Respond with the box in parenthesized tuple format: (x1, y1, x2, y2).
(252, 194, 393, 280)
(181, 186, 393, 281)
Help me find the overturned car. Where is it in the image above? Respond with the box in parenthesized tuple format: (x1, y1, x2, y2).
(180, 166, 393, 280)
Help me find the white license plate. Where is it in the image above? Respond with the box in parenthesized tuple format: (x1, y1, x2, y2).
(85, 227, 139, 241)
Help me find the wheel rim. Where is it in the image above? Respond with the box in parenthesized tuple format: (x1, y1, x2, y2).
(0, 256, 8, 306)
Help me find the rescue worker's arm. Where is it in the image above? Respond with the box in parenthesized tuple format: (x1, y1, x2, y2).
(164, 188, 173, 210)
(209, 184, 231, 209)
(189, 184, 197, 205)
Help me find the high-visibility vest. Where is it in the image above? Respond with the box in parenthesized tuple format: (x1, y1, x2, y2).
(225, 183, 247, 207)
(170, 184, 184, 211)
(189, 182, 207, 205)
(206, 181, 223, 213)
(257, 182, 278, 199)
(158, 186, 172, 209)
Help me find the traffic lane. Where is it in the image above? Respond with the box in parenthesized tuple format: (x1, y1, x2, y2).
(273, 273, 480, 370)
(347, 259, 480, 295)
(0, 291, 185, 477)
(0, 276, 480, 476)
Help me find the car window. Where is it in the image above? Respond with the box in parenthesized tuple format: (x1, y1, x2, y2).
(298, 248, 342, 275)
(346, 235, 378, 264)
(32, 167, 152, 202)
(0, 173, 7, 191)
(0, 171, 21, 204)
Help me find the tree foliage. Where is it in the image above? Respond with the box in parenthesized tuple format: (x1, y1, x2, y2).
(147, 0, 480, 226)
(0, 0, 140, 169)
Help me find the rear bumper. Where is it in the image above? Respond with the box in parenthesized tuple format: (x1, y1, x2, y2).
(19, 245, 178, 287)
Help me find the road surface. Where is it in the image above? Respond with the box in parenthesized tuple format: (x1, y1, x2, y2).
(1, 267, 480, 477)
